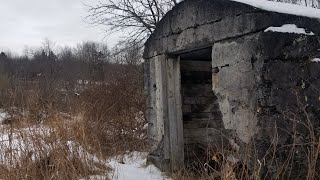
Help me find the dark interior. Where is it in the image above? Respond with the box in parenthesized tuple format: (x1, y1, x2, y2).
(179, 48, 224, 168)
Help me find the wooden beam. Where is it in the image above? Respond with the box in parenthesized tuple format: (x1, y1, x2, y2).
(180, 60, 212, 72)
(167, 57, 184, 171)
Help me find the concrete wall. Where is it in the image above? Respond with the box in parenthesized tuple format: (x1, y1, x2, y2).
(212, 33, 261, 144)
(211, 32, 320, 178)
(143, 0, 320, 59)
(144, 0, 320, 177)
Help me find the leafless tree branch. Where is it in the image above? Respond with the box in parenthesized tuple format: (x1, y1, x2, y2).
(86, 0, 179, 43)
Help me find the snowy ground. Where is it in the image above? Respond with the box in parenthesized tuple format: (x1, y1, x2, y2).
(108, 152, 171, 180)
(0, 126, 169, 180)
(85, 152, 171, 180)
(0, 109, 8, 124)
(0, 109, 169, 180)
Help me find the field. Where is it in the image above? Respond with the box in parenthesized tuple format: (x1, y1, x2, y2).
(0, 57, 170, 179)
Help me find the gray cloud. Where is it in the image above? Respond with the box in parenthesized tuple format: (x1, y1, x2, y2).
(0, 0, 116, 54)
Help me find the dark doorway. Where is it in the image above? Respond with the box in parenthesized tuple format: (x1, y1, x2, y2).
(179, 48, 224, 168)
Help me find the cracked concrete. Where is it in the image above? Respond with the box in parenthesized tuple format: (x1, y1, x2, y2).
(143, 0, 320, 59)
(212, 33, 260, 143)
(144, 0, 320, 177)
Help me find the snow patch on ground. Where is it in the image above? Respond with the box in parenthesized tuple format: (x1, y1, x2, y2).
(0, 122, 169, 180)
(0, 125, 59, 166)
(264, 24, 315, 35)
(108, 152, 171, 180)
(79, 152, 171, 180)
(0, 109, 167, 179)
(233, 0, 320, 19)
(0, 124, 104, 169)
(0, 110, 8, 124)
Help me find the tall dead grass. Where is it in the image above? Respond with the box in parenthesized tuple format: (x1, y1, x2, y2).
(0, 64, 146, 179)
(0, 113, 110, 180)
(79, 64, 147, 157)
(171, 93, 320, 180)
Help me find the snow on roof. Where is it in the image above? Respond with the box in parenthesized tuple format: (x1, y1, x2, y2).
(232, 0, 320, 19)
(264, 24, 315, 35)
(311, 58, 320, 62)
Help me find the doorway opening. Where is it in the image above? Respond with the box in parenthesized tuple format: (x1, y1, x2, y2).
(179, 48, 224, 168)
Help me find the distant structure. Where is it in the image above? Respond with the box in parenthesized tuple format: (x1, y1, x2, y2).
(144, 0, 320, 178)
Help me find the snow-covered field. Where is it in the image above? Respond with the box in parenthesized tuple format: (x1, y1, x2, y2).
(0, 109, 169, 180)
(0, 124, 99, 168)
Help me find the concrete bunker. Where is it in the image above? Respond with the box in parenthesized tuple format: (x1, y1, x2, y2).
(144, 0, 320, 178)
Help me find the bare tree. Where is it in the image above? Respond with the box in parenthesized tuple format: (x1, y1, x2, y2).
(87, 0, 319, 44)
(111, 40, 143, 65)
(86, 0, 179, 43)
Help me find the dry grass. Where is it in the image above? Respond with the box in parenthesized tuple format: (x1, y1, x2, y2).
(0, 113, 110, 180)
(171, 94, 320, 180)
(77, 64, 147, 157)
(1, 64, 319, 180)
(171, 140, 318, 180)
(0, 64, 146, 179)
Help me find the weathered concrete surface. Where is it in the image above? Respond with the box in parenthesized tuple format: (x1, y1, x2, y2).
(144, 0, 320, 177)
(145, 54, 170, 171)
(256, 34, 320, 179)
(144, 0, 320, 59)
(212, 32, 320, 179)
(212, 34, 260, 143)
(144, 56, 159, 152)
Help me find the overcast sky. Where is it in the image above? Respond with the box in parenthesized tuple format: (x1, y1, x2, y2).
(0, 0, 116, 55)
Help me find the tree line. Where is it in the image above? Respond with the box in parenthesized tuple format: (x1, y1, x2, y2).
(1, 40, 141, 82)
(0, 39, 143, 109)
